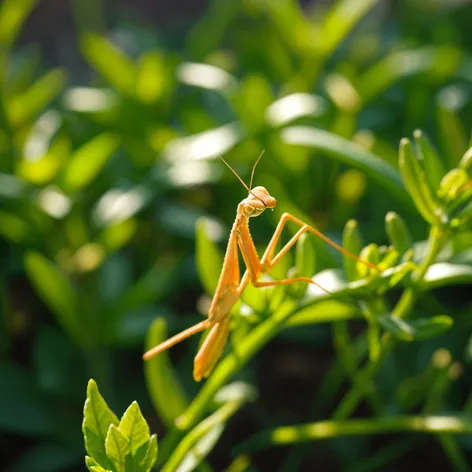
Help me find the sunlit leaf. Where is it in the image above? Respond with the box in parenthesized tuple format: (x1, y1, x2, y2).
(136, 51, 167, 103)
(144, 318, 188, 427)
(281, 126, 412, 208)
(317, 0, 378, 58)
(80, 33, 136, 95)
(379, 314, 453, 341)
(0, 210, 30, 242)
(7, 69, 67, 127)
(19, 135, 70, 185)
(24, 251, 87, 347)
(196, 218, 224, 295)
(287, 300, 360, 326)
(0, 0, 37, 48)
(119, 402, 150, 463)
(82, 379, 119, 469)
(104, 425, 130, 472)
(62, 133, 120, 191)
(164, 399, 247, 472)
(422, 263, 472, 289)
(140, 435, 158, 472)
(358, 47, 462, 103)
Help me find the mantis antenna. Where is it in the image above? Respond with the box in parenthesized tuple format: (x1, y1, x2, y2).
(249, 150, 265, 189)
(219, 155, 267, 205)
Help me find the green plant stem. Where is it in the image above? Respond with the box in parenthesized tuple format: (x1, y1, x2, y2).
(235, 415, 472, 453)
(162, 400, 243, 472)
(333, 225, 448, 420)
(159, 295, 332, 461)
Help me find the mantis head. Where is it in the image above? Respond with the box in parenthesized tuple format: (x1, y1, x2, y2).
(220, 150, 276, 217)
(244, 186, 277, 217)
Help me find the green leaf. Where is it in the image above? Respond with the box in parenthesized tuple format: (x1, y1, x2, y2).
(281, 126, 412, 209)
(385, 212, 412, 255)
(409, 315, 454, 341)
(119, 402, 150, 468)
(136, 51, 167, 103)
(286, 300, 361, 326)
(105, 425, 130, 472)
(235, 415, 472, 453)
(163, 400, 245, 472)
(82, 379, 119, 469)
(80, 33, 136, 95)
(295, 232, 316, 280)
(317, 0, 378, 58)
(85, 456, 101, 470)
(342, 219, 363, 281)
(89, 467, 111, 472)
(413, 129, 446, 192)
(139, 435, 158, 472)
(0, 210, 31, 243)
(144, 318, 188, 427)
(378, 314, 415, 341)
(19, 134, 70, 185)
(399, 138, 439, 224)
(62, 133, 120, 191)
(24, 251, 87, 347)
(459, 146, 472, 173)
(422, 263, 472, 289)
(358, 47, 462, 104)
(86, 456, 111, 472)
(232, 74, 273, 134)
(196, 218, 224, 295)
(288, 232, 316, 298)
(7, 69, 67, 127)
(0, 0, 37, 48)
(172, 424, 224, 472)
(379, 314, 453, 341)
(437, 90, 468, 168)
(437, 168, 469, 203)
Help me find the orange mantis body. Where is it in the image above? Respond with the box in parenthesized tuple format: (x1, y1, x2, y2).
(143, 155, 377, 381)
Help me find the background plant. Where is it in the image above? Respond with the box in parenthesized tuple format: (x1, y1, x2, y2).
(1, 0, 472, 471)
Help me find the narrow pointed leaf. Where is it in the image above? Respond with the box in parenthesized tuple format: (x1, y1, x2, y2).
(140, 435, 158, 472)
(119, 401, 150, 463)
(342, 219, 363, 281)
(25, 251, 87, 347)
(0, 0, 37, 48)
(413, 130, 446, 192)
(80, 33, 136, 95)
(105, 425, 130, 472)
(399, 138, 438, 224)
(7, 68, 67, 127)
(409, 315, 453, 340)
(144, 318, 188, 427)
(281, 127, 411, 209)
(379, 314, 453, 341)
(86, 456, 110, 472)
(385, 212, 412, 255)
(63, 133, 120, 191)
(317, 0, 378, 57)
(196, 218, 224, 295)
(83, 380, 119, 469)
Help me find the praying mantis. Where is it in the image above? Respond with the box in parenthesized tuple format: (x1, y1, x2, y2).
(143, 153, 378, 381)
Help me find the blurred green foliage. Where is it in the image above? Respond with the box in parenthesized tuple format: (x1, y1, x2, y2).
(1, 0, 472, 471)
